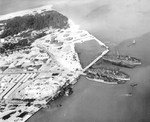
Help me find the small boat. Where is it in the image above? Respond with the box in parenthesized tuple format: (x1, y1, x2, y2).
(102, 55, 141, 68)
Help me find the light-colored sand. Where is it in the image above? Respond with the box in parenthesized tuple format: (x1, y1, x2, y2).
(1, 1, 150, 122)
(28, 32, 150, 122)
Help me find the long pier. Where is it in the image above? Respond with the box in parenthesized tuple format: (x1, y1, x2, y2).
(83, 49, 109, 72)
(0, 32, 109, 122)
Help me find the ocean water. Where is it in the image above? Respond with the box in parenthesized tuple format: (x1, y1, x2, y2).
(28, 36, 150, 122)
(1, 0, 150, 47)
(1, 0, 150, 122)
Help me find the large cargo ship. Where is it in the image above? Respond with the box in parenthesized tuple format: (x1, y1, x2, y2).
(102, 55, 141, 68)
(85, 67, 130, 84)
(0, 5, 109, 122)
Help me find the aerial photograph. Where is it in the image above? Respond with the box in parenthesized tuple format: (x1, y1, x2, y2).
(0, 0, 150, 122)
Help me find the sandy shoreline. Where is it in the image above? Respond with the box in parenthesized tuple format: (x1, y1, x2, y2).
(27, 31, 150, 122)
(0, 1, 150, 121)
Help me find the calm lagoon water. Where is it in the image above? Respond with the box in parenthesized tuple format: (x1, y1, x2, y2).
(1, 0, 150, 122)
(28, 37, 150, 122)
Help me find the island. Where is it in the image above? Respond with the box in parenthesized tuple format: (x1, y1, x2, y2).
(0, 5, 108, 122)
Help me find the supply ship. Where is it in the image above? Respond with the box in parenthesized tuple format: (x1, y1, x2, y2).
(85, 66, 130, 84)
(0, 5, 109, 122)
(102, 55, 141, 68)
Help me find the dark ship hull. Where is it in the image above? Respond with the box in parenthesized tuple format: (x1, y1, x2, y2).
(85, 67, 130, 85)
(103, 55, 141, 68)
(86, 72, 127, 85)
(87, 67, 130, 81)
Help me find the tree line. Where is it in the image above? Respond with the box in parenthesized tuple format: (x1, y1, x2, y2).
(0, 10, 69, 38)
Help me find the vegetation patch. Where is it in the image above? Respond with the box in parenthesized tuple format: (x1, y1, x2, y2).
(0, 10, 69, 38)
